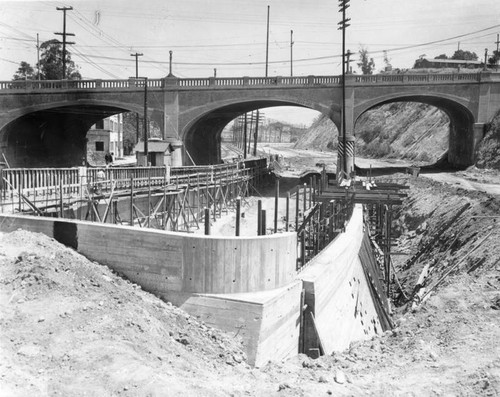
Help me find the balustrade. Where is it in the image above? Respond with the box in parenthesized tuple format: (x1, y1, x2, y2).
(0, 72, 488, 92)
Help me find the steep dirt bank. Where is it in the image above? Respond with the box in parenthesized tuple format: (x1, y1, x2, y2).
(476, 110, 500, 170)
(294, 102, 449, 165)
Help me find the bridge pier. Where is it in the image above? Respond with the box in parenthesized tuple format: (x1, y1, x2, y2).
(472, 123, 485, 159)
(169, 139, 183, 167)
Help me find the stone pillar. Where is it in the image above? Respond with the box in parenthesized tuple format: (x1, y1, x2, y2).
(169, 139, 183, 167)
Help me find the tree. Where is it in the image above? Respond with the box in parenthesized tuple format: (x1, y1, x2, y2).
(451, 50, 478, 61)
(12, 61, 36, 80)
(488, 50, 500, 68)
(434, 54, 448, 59)
(39, 39, 81, 80)
(358, 47, 375, 75)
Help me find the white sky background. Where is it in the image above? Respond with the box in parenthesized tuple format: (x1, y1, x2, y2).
(1, 0, 499, 125)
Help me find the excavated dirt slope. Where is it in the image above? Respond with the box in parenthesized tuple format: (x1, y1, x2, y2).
(1, 169, 500, 396)
(294, 103, 449, 165)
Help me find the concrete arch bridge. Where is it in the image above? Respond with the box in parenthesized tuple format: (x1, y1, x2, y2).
(0, 72, 499, 168)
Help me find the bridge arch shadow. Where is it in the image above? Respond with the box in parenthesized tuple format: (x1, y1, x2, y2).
(0, 102, 134, 168)
(182, 99, 339, 165)
(354, 94, 476, 168)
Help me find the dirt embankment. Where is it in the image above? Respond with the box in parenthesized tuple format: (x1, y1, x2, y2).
(476, 110, 500, 170)
(1, 172, 499, 396)
(294, 103, 449, 165)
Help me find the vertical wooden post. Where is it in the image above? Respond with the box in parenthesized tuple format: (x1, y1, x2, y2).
(18, 178, 22, 213)
(321, 164, 326, 193)
(130, 175, 134, 226)
(147, 169, 151, 228)
(163, 168, 167, 228)
(295, 187, 299, 231)
(285, 192, 290, 232)
(303, 183, 307, 215)
(59, 178, 64, 217)
(329, 201, 334, 241)
(212, 183, 217, 222)
(196, 173, 200, 219)
(385, 205, 392, 296)
(309, 176, 313, 207)
(274, 178, 279, 233)
(257, 199, 262, 235)
(235, 197, 241, 236)
(261, 209, 266, 236)
(300, 231, 306, 268)
(204, 207, 210, 235)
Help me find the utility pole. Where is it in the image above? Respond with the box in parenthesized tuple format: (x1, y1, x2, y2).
(214, 68, 217, 78)
(130, 52, 143, 79)
(248, 111, 255, 155)
(253, 110, 260, 156)
(243, 113, 248, 159)
(338, 0, 351, 180)
(495, 34, 500, 70)
(265, 5, 270, 77)
(143, 77, 149, 165)
(131, 52, 143, 143)
(484, 48, 488, 71)
(290, 29, 294, 77)
(55, 6, 75, 80)
(36, 33, 40, 81)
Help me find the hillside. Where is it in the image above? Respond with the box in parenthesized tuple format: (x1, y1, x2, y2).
(476, 110, 500, 169)
(294, 102, 449, 165)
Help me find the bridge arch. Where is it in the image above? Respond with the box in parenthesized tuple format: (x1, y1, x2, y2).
(0, 101, 139, 168)
(181, 97, 339, 165)
(353, 93, 476, 167)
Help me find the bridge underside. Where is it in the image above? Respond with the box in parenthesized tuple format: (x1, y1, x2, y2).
(0, 105, 124, 168)
(357, 96, 476, 168)
(184, 100, 310, 165)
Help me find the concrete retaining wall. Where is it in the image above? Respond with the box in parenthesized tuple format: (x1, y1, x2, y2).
(298, 205, 385, 354)
(0, 214, 296, 301)
(181, 281, 302, 366)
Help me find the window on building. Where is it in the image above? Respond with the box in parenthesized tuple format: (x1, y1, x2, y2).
(95, 141, 104, 151)
(95, 120, 104, 129)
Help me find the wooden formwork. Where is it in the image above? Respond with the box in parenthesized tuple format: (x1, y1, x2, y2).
(0, 160, 266, 234)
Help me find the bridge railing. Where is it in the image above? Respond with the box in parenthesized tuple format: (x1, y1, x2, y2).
(0, 78, 166, 91)
(353, 73, 482, 84)
(1, 72, 490, 92)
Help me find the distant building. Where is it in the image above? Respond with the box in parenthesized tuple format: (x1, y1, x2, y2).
(87, 114, 124, 165)
(413, 58, 482, 70)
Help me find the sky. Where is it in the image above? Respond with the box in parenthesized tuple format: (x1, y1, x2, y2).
(1, 0, 499, 125)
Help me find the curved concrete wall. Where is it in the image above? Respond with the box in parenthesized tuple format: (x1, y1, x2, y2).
(0, 214, 297, 300)
(298, 205, 386, 354)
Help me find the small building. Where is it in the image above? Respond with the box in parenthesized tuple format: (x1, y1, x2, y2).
(87, 114, 124, 165)
(134, 139, 172, 166)
(413, 57, 482, 70)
